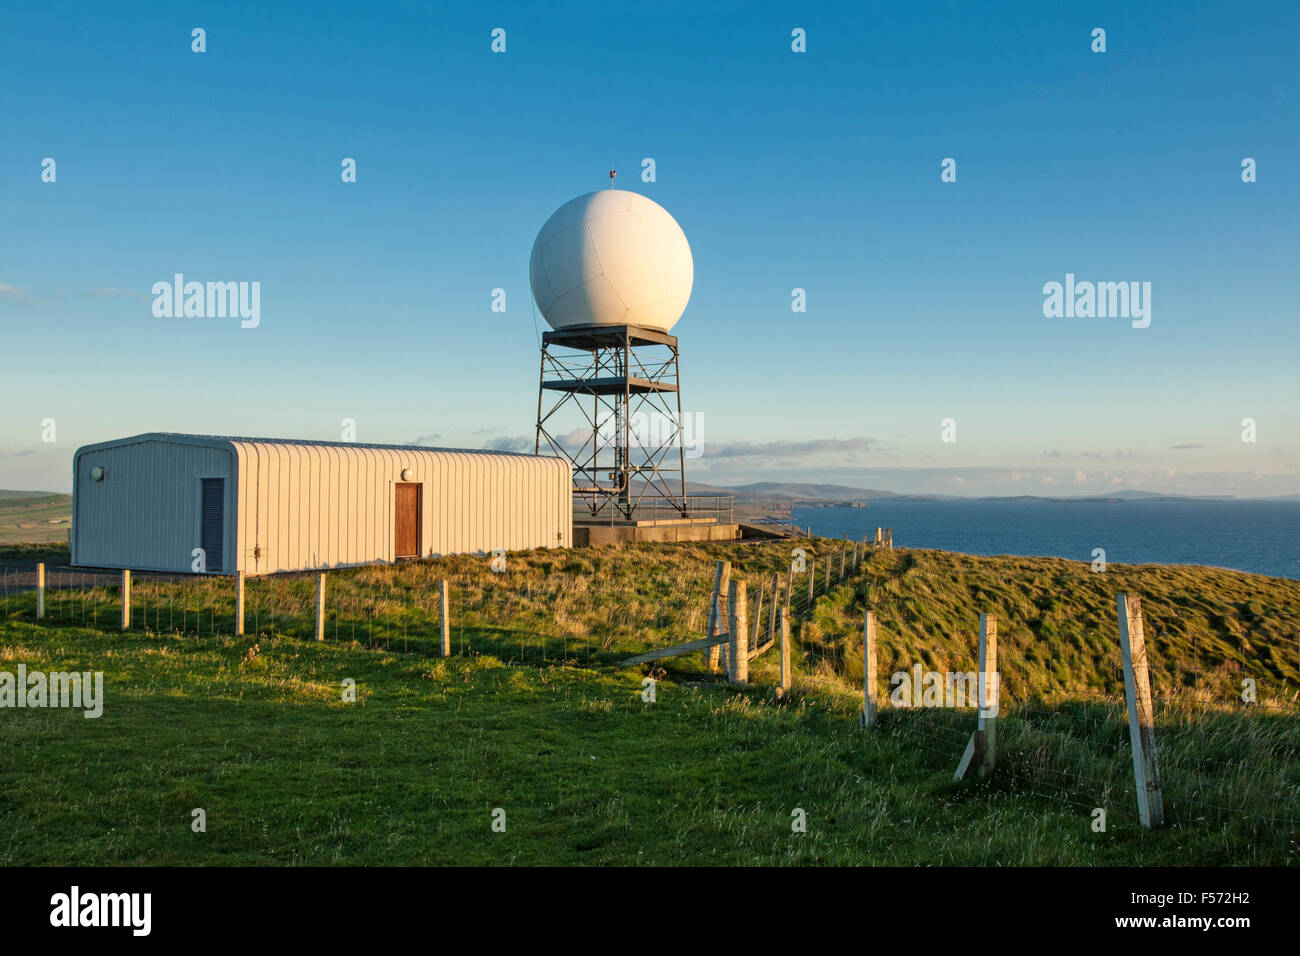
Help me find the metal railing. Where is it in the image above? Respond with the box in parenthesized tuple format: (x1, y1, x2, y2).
(574, 493, 734, 526)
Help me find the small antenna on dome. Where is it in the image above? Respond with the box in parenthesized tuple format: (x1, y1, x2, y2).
(609, 168, 616, 188)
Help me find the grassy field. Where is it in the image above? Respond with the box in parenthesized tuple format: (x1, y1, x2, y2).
(0, 492, 71, 546)
(1, 539, 1297, 865)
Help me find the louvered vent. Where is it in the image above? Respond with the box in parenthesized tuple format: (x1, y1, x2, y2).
(200, 478, 225, 572)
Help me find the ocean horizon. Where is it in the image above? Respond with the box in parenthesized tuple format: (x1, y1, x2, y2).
(793, 499, 1300, 581)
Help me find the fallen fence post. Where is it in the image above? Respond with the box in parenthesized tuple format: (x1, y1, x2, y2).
(235, 570, 245, 636)
(36, 562, 45, 620)
(121, 570, 131, 631)
(440, 579, 451, 656)
(705, 560, 730, 671)
(315, 572, 326, 642)
(955, 614, 998, 780)
(752, 584, 764, 653)
(1119, 593, 1165, 828)
(777, 606, 792, 697)
(863, 610, 879, 727)
(727, 580, 748, 684)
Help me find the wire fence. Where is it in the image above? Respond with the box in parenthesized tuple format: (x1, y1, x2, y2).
(5, 532, 1298, 838)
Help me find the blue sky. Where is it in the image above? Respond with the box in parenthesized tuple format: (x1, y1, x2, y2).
(2, 0, 1297, 496)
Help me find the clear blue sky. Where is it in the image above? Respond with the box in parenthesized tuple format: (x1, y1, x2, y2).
(2, 0, 1297, 496)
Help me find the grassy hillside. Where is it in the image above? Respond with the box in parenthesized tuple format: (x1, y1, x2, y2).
(0, 491, 71, 545)
(1, 541, 1297, 865)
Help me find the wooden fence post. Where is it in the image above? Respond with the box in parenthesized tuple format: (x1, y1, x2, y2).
(705, 561, 730, 671)
(955, 614, 998, 780)
(121, 570, 131, 630)
(863, 610, 878, 727)
(777, 607, 792, 697)
(36, 563, 45, 619)
(824, 555, 830, 590)
(885, 528, 893, 550)
(440, 579, 451, 656)
(315, 572, 326, 642)
(768, 573, 778, 644)
(808, 558, 814, 603)
(784, 571, 792, 621)
(235, 570, 245, 636)
(1118, 593, 1165, 828)
(727, 580, 748, 684)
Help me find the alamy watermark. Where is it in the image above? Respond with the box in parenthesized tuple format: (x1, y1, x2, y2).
(889, 665, 999, 716)
(152, 274, 260, 328)
(1043, 274, 1150, 328)
(1, 665, 104, 718)
(595, 409, 704, 459)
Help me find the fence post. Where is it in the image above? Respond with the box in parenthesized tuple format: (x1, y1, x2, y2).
(121, 570, 131, 630)
(36, 563, 45, 619)
(315, 572, 326, 642)
(954, 614, 998, 780)
(705, 560, 730, 671)
(1118, 593, 1165, 828)
(751, 585, 763, 652)
(875, 527, 882, 547)
(768, 573, 778, 644)
(863, 610, 878, 727)
(784, 571, 792, 621)
(885, 528, 893, 550)
(777, 607, 791, 697)
(808, 558, 814, 603)
(727, 580, 748, 684)
(824, 555, 830, 591)
(235, 570, 245, 636)
(440, 579, 451, 657)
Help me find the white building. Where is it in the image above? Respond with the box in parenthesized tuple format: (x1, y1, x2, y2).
(72, 433, 572, 574)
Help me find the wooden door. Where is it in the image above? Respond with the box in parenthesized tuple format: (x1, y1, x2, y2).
(395, 483, 421, 559)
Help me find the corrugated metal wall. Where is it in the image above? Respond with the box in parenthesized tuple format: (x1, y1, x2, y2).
(73, 437, 236, 572)
(73, 435, 573, 574)
(229, 440, 571, 574)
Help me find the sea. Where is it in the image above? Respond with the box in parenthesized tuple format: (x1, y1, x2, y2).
(792, 499, 1300, 581)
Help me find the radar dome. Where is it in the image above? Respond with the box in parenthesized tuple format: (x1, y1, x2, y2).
(529, 190, 693, 332)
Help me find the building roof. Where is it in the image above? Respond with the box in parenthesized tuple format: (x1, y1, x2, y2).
(74, 432, 554, 461)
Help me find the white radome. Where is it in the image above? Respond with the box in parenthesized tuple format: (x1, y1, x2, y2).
(529, 189, 693, 332)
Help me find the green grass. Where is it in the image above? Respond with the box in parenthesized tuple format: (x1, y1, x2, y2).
(1, 540, 1298, 865)
(0, 493, 71, 546)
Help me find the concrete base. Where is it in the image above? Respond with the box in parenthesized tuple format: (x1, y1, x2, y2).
(573, 519, 739, 547)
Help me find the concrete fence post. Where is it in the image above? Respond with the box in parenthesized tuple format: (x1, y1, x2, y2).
(235, 570, 246, 636)
(727, 580, 748, 684)
(440, 579, 451, 657)
(1119, 593, 1165, 828)
(705, 561, 730, 671)
(777, 607, 792, 697)
(863, 610, 878, 728)
(36, 563, 45, 620)
(955, 614, 998, 780)
(315, 572, 326, 642)
(768, 573, 778, 644)
(121, 570, 131, 631)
